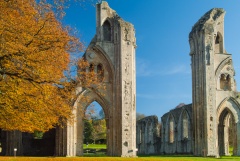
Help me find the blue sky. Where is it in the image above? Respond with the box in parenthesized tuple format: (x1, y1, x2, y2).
(63, 0, 240, 120)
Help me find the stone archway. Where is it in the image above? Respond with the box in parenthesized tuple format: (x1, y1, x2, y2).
(66, 1, 136, 157)
(76, 90, 111, 156)
(218, 108, 237, 156)
(217, 98, 240, 156)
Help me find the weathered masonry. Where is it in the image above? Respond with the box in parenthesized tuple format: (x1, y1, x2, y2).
(160, 104, 193, 154)
(1, 4, 240, 158)
(137, 8, 240, 157)
(189, 8, 240, 157)
(0, 1, 137, 157)
(136, 116, 161, 154)
(69, 1, 137, 157)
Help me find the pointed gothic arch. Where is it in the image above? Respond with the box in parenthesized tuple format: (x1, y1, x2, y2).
(217, 97, 240, 123)
(179, 109, 192, 153)
(215, 57, 231, 77)
(71, 88, 111, 156)
(181, 110, 189, 139)
(217, 97, 240, 156)
(218, 108, 236, 156)
(90, 45, 115, 83)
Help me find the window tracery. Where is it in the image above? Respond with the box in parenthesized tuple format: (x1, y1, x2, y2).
(220, 74, 231, 91)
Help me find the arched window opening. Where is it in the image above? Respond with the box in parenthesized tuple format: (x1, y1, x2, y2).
(182, 111, 188, 139)
(139, 129, 142, 144)
(97, 64, 104, 82)
(84, 101, 107, 155)
(220, 74, 231, 91)
(103, 20, 111, 41)
(215, 33, 223, 53)
(169, 115, 174, 143)
(215, 34, 220, 44)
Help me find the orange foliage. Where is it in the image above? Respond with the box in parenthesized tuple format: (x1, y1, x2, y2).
(0, 0, 83, 132)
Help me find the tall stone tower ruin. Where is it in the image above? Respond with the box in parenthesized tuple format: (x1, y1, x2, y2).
(189, 8, 240, 156)
(68, 1, 137, 157)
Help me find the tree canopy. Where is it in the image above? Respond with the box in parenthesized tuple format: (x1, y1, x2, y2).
(0, 0, 84, 133)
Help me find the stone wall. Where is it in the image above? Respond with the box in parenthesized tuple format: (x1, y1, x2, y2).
(136, 116, 160, 155)
(160, 104, 193, 154)
(136, 104, 193, 155)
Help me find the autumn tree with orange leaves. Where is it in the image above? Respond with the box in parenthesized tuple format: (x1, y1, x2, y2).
(0, 0, 96, 133)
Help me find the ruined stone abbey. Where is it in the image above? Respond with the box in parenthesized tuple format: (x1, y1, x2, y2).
(137, 8, 240, 157)
(0, 1, 240, 158)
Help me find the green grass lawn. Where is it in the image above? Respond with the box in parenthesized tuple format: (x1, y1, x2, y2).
(0, 156, 240, 161)
(1, 145, 239, 160)
(83, 144, 106, 149)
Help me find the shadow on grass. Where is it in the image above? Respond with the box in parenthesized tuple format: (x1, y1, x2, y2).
(83, 148, 107, 157)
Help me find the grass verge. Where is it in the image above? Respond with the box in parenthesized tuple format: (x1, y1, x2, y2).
(0, 156, 240, 161)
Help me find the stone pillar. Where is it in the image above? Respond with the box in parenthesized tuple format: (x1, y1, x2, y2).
(224, 124, 229, 155)
(66, 122, 76, 156)
(76, 117, 84, 156)
(120, 21, 137, 157)
(55, 126, 67, 156)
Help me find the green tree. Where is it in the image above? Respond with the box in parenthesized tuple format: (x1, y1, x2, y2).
(91, 119, 106, 144)
(0, 0, 82, 132)
(0, 0, 100, 133)
(84, 119, 93, 144)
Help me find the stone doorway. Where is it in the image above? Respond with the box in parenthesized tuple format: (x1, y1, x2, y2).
(218, 108, 237, 156)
